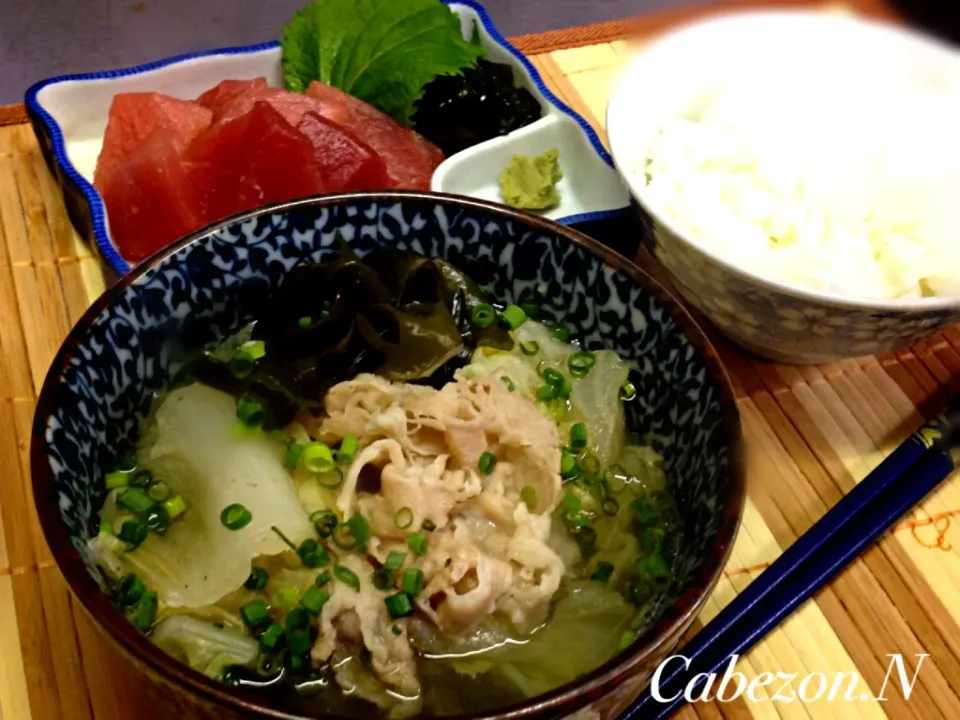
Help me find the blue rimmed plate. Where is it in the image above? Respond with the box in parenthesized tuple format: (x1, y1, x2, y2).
(24, 0, 634, 278)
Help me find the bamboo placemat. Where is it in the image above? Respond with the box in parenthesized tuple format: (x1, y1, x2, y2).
(4, 2, 960, 719)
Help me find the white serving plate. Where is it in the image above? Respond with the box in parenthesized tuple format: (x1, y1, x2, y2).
(25, 0, 630, 277)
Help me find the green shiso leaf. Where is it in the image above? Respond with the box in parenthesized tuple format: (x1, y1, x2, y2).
(281, 0, 483, 126)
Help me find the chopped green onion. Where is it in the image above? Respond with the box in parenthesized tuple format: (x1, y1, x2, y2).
(499, 304, 527, 330)
(569, 422, 588, 450)
(641, 527, 665, 554)
(471, 303, 496, 328)
(618, 630, 637, 652)
(284, 442, 304, 469)
(519, 295, 540, 318)
(259, 623, 285, 650)
(287, 628, 312, 659)
(144, 504, 172, 535)
(631, 498, 659, 524)
(297, 539, 330, 568)
(272, 586, 299, 609)
(105, 470, 129, 489)
(549, 324, 570, 342)
(316, 468, 344, 489)
(331, 524, 357, 550)
(536, 384, 557, 402)
(116, 453, 137, 472)
(146, 481, 171, 502)
(520, 486, 538, 512)
(575, 525, 598, 553)
(243, 340, 266, 360)
(236, 397, 266, 429)
(314, 570, 332, 587)
(560, 451, 580, 480)
(132, 591, 158, 631)
(300, 587, 329, 615)
(605, 467, 628, 494)
(567, 351, 597, 378)
(638, 554, 672, 586)
(98, 520, 113, 536)
(336, 435, 359, 465)
(245, 567, 269, 591)
(520, 341, 540, 356)
(421, 519, 436, 532)
(385, 593, 414, 619)
(407, 532, 428, 556)
(117, 520, 148, 548)
(478, 452, 497, 475)
(561, 492, 581, 512)
(117, 487, 154, 515)
(392, 625, 403, 635)
(220, 503, 252, 531)
(345, 515, 371, 548)
(371, 568, 394, 591)
(602, 498, 620, 516)
(229, 349, 256, 379)
(591, 561, 615, 583)
(334, 564, 360, 590)
(310, 509, 338, 538)
(271, 525, 298, 551)
(542, 368, 564, 387)
(302, 443, 335, 474)
(401, 568, 424, 597)
(500, 376, 515, 392)
(394, 507, 414, 530)
(129, 469, 154, 488)
(383, 551, 406, 571)
(256, 653, 282, 677)
(298, 316, 312, 328)
(620, 381, 637, 401)
(115, 574, 145, 607)
(240, 600, 271, 630)
(627, 576, 653, 605)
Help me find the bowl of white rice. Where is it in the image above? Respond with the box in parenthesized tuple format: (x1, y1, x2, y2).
(607, 10, 960, 362)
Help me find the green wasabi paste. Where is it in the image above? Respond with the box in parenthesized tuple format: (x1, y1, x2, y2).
(499, 149, 562, 211)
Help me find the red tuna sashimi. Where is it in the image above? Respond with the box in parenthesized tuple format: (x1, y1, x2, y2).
(297, 112, 389, 192)
(100, 128, 204, 262)
(186, 101, 326, 223)
(195, 77, 268, 112)
(95, 92, 212, 191)
(204, 82, 324, 128)
(305, 81, 444, 190)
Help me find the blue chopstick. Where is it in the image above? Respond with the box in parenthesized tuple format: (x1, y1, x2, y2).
(622, 400, 960, 720)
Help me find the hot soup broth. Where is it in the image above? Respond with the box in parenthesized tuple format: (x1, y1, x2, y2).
(89, 247, 683, 718)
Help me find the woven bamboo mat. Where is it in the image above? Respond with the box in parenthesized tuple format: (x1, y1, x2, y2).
(4, 1, 960, 718)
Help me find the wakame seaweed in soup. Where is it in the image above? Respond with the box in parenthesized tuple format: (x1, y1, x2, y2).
(90, 249, 682, 718)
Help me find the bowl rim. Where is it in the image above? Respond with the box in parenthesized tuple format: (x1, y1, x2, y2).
(31, 190, 746, 720)
(606, 8, 960, 314)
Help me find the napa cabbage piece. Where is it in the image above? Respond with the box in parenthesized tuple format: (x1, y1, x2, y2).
(457, 320, 630, 464)
(419, 581, 632, 697)
(90, 383, 314, 608)
(151, 615, 259, 679)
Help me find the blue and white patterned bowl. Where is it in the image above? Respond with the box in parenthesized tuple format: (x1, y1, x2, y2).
(607, 11, 960, 364)
(31, 192, 744, 720)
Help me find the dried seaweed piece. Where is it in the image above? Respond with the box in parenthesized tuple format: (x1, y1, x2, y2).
(412, 58, 543, 156)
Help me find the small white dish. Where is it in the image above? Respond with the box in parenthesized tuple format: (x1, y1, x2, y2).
(26, 0, 631, 276)
(607, 10, 960, 363)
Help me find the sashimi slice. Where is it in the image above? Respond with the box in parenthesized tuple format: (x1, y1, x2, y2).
(94, 92, 212, 191)
(195, 77, 268, 112)
(207, 83, 324, 128)
(297, 112, 390, 192)
(100, 128, 204, 262)
(186, 100, 327, 223)
(305, 81, 444, 190)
